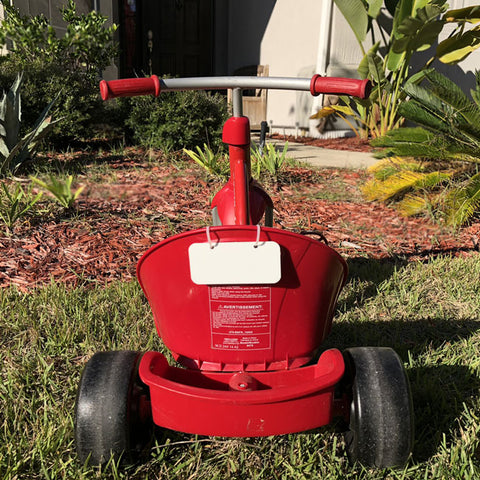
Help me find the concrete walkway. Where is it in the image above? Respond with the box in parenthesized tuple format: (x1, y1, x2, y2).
(254, 135, 378, 169)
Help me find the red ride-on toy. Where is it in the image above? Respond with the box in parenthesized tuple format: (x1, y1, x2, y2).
(75, 75, 414, 468)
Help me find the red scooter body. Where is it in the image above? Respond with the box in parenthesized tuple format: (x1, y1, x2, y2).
(76, 75, 413, 469)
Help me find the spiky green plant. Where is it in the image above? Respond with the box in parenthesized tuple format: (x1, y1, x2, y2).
(32, 175, 84, 210)
(183, 144, 230, 180)
(365, 69, 480, 226)
(0, 73, 58, 176)
(0, 180, 42, 232)
(251, 142, 289, 181)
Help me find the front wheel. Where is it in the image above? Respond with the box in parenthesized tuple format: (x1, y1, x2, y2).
(343, 347, 414, 468)
(74, 350, 153, 465)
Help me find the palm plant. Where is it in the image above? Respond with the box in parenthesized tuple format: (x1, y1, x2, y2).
(0, 181, 42, 232)
(364, 69, 480, 226)
(323, 1, 480, 138)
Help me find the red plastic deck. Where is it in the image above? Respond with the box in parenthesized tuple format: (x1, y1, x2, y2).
(139, 348, 345, 437)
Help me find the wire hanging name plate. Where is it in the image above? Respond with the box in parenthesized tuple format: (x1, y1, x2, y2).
(188, 227, 281, 285)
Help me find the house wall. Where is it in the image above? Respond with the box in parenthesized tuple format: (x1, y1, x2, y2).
(224, 0, 480, 136)
(224, 0, 324, 134)
(259, 0, 323, 133)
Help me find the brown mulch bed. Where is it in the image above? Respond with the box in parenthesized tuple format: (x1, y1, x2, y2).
(1, 154, 479, 292)
(270, 134, 372, 152)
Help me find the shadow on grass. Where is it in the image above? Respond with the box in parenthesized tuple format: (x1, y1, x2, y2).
(324, 317, 480, 462)
(409, 363, 479, 461)
(340, 253, 478, 316)
(340, 257, 409, 311)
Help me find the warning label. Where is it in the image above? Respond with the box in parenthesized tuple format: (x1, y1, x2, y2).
(209, 286, 271, 350)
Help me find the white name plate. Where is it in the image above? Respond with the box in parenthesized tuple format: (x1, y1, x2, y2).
(189, 241, 281, 285)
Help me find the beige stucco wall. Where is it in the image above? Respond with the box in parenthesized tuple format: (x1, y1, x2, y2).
(225, 0, 323, 133)
(258, 0, 323, 133)
(226, 0, 357, 136)
(237, 0, 480, 136)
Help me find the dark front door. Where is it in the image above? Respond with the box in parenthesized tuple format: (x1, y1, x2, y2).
(119, 0, 214, 78)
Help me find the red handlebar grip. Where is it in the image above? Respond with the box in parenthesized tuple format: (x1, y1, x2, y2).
(100, 75, 161, 100)
(310, 75, 371, 99)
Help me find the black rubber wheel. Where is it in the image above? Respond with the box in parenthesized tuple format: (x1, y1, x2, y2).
(343, 347, 414, 468)
(74, 350, 153, 465)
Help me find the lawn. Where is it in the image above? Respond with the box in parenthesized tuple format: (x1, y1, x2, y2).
(1, 148, 480, 479)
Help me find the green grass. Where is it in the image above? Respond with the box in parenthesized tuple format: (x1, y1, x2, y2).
(1, 255, 480, 479)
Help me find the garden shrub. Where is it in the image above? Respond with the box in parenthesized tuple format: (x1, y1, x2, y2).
(366, 69, 480, 227)
(0, 0, 118, 146)
(126, 89, 229, 152)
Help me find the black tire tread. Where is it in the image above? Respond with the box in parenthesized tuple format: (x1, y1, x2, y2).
(75, 350, 147, 465)
(344, 347, 414, 468)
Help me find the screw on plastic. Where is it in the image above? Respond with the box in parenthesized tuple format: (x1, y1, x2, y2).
(229, 372, 258, 391)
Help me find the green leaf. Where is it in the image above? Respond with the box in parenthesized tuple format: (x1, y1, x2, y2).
(358, 42, 380, 79)
(388, 1, 446, 70)
(367, 53, 386, 83)
(371, 127, 435, 147)
(405, 69, 429, 87)
(32, 174, 83, 209)
(445, 172, 480, 226)
(333, 0, 369, 45)
(437, 26, 480, 64)
(0, 181, 42, 229)
(367, 0, 383, 18)
(393, 6, 445, 53)
(471, 71, 480, 109)
(0, 137, 10, 160)
(445, 6, 480, 24)
(399, 99, 450, 132)
(407, 20, 445, 52)
(403, 83, 446, 115)
(417, 70, 480, 142)
(0, 73, 23, 152)
(371, 126, 453, 160)
(391, 0, 431, 37)
(424, 70, 470, 106)
(386, 50, 406, 73)
(375, 143, 447, 159)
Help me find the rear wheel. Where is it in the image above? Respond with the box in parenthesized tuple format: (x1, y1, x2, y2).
(75, 350, 153, 465)
(343, 347, 414, 468)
